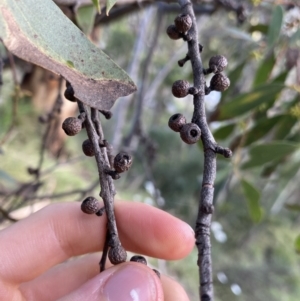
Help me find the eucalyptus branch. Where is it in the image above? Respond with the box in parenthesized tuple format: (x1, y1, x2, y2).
(77, 101, 126, 271)
(166, 2, 233, 300)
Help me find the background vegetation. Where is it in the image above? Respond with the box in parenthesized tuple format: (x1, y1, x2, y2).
(1, 0, 300, 300)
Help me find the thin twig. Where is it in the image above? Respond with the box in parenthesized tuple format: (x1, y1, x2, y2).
(177, 1, 232, 300)
(78, 102, 124, 271)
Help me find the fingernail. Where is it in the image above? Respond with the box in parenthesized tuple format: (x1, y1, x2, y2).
(101, 263, 160, 301)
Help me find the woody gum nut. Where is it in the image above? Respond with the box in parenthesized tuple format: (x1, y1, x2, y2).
(209, 55, 228, 73)
(172, 80, 190, 98)
(130, 255, 147, 265)
(81, 196, 100, 214)
(210, 73, 230, 92)
(82, 139, 95, 157)
(180, 123, 201, 144)
(174, 14, 192, 33)
(166, 24, 181, 40)
(152, 269, 161, 278)
(64, 85, 76, 102)
(168, 113, 186, 132)
(108, 244, 127, 265)
(62, 117, 82, 136)
(113, 152, 133, 173)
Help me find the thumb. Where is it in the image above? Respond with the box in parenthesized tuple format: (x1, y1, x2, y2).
(58, 262, 163, 301)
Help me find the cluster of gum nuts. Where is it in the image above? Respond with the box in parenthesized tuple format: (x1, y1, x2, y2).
(80, 196, 160, 276)
(61, 82, 133, 178)
(166, 14, 230, 144)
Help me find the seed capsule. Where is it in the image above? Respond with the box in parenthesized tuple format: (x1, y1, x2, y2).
(82, 139, 95, 157)
(180, 123, 201, 144)
(108, 244, 127, 265)
(64, 84, 76, 102)
(166, 25, 181, 40)
(210, 73, 230, 92)
(209, 55, 228, 73)
(168, 113, 186, 132)
(130, 255, 147, 265)
(113, 152, 133, 173)
(152, 269, 161, 278)
(81, 196, 100, 214)
(62, 117, 83, 136)
(172, 80, 190, 98)
(174, 14, 192, 33)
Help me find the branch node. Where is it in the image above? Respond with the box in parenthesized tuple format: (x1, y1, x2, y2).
(99, 110, 113, 119)
(215, 145, 233, 158)
(201, 203, 214, 214)
(96, 206, 106, 216)
(205, 86, 211, 95)
(105, 169, 121, 180)
(189, 86, 199, 95)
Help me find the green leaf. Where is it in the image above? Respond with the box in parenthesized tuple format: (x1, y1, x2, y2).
(219, 84, 285, 120)
(252, 71, 289, 120)
(243, 115, 282, 146)
(242, 141, 299, 169)
(222, 61, 247, 102)
(294, 235, 300, 254)
(106, 0, 117, 15)
(91, 0, 101, 13)
(252, 51, 275, 87)
(241, 179, 263, 223)
(75, 4, 96, 35)
(285, 204, 300, 212)
(0, 0, 136, 111)
(213, 123, 236, 140)
(267, 5, 284, 47)
(248, 24, 268, 34)
(274, 114, 298, 140)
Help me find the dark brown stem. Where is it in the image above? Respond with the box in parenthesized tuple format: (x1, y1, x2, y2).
(177, 1, 232, 300)
(100, 230, 110, 272)
(78, 102, 124, 271)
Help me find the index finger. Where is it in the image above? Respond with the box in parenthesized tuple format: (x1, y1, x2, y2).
(0, 201, 195, 285)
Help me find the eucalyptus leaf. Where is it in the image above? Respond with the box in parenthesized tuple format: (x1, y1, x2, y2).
(294, 235, 300, 253)
(242, 141, 299, 169)
(267, 5, 284, 47)
(252, 51, 275, 87)
(213, 123, 236, 140)
(75, 4, 96, 35)
(242, 115, 282, 147)
(106, 0, 117, 15)
(241, 179, 263, 223)
(221, 61, 246, 102)
(248, 24, 268, 34)
(274, 114, 298, 140)
(219, 84, 284, 120)
(285, 204, 300, 212)
(0, 0, 136, 110)
(91, 0, 101, 13)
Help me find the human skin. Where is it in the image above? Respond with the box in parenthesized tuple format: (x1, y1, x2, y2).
(0, 201, 195, 300)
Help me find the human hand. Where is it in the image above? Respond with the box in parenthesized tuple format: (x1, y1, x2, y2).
(0, 201, 195, 300)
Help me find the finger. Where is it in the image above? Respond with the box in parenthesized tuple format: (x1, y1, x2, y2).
(56, 262, 163, 301)
(161, 275, 190, 301)
(20, 255, 189, 301)
(20, 254, 101, 301)
(0, 201, 194, 284)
